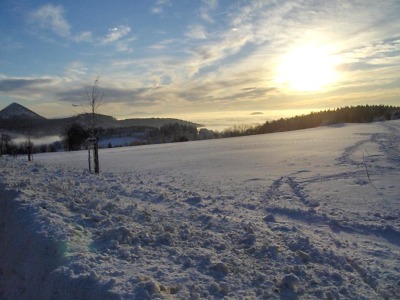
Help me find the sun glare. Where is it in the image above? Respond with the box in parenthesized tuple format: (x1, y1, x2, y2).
(275, 45, 339, 92)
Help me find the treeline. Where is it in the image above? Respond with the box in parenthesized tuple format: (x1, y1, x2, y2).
(62, 122, 199, 151)
(222, 105, 400, 137)
(148, 123, 198, 143)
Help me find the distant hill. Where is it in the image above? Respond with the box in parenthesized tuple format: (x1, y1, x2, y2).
(0, 103, 200, 137)
(0, 103, 46, 120)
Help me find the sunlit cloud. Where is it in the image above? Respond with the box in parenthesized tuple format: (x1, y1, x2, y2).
(64, 62, 88, 79)
(345, 38, 400, 66)
(199, 0, 218, 23)
(185, 31, 251, 77)
(99, 26, 134, 52)
(185, 25, 208, 40)
(73, 31, 93, 42)
(101, 26, 131, 44)
(29, 4, 92, 43)
(151, 0, 171, 14)
(30, 4, 71, 37)
(149, 39, 176, 50)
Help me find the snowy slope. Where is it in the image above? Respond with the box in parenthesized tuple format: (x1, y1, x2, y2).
(1, 121, 399, 299)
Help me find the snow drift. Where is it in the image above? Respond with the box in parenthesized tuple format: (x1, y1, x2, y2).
(1, 121, 399, 299)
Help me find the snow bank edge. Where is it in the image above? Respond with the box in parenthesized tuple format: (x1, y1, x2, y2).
(0, 183, 119, 300)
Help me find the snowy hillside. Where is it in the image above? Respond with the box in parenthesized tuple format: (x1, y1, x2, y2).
(1, 121, 399, 299)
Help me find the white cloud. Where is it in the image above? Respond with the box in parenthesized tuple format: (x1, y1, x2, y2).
(185, 25, 208, 40)
(30, 4, 71, 37)
(64, 62, 88, 79)
(149, 39, 176, 50)
(101, 26, 131, 44)
(115, 37, 137, 53)
(151, 0, 171, 14)
(199, 0, 218, 23)
(203, 0, 217, 9)
(73, 31, 92, 42)
(30, 4, 92, 43)
(99, 26, 134, 52)
(183, 23, 251, 77)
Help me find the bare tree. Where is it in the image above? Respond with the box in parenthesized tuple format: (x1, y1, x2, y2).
(0, 133, 10, 156)
(86, 76, 103, 174)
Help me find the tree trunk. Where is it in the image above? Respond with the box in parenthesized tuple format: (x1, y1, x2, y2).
(0, 135, 3, 156)
(27, 146, 32, 161)
(93, 140, 99, 174)
(88, 144, 92, 172)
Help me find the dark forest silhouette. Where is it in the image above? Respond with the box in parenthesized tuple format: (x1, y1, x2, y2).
(222, 105, 400, 138)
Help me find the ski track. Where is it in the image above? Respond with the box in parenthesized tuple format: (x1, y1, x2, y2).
(262, 122, 400, 299)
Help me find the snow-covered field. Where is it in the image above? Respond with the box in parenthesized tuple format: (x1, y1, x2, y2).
(1, 121, 399, 299)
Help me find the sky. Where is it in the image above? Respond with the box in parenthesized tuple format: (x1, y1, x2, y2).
(0, 0, 399, 129)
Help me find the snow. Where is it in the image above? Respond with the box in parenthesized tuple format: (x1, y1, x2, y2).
(1, 120, 399, 299)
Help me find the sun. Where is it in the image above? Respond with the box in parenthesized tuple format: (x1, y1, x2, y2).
(275, 45, 339, 92)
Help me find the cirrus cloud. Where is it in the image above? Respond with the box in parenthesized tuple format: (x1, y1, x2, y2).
(30, 4, 71, 37)
(101, 26, 131, 44)
(29, 4, 92, 43)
